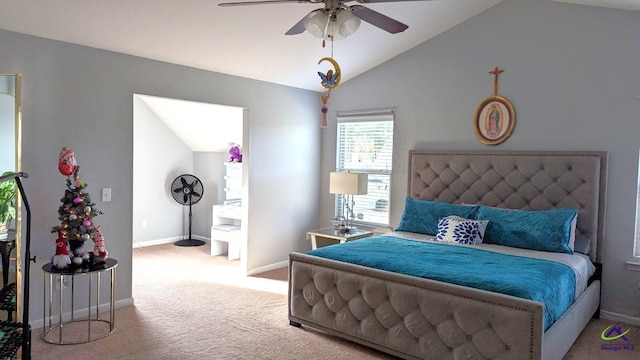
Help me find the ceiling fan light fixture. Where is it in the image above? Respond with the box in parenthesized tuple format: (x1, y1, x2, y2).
(325, 19, 347, 41)
(336, 10, 360, 38)
(304, 11, 329, 38)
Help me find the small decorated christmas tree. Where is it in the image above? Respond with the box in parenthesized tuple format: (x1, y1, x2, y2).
(51, 147, 104, 268)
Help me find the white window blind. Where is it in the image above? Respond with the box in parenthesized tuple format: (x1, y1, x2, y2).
(335, 111, 394, 227)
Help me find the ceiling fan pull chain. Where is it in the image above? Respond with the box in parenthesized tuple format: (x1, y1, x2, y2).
(331, 37, 334, 58)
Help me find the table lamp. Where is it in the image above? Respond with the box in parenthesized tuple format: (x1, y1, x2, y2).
(329, 172, 368, 232)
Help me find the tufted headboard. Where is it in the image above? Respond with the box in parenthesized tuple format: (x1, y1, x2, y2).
(407, 150, 607, 263)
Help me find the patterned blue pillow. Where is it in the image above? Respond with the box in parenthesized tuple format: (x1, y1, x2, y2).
(435, 216, 489, 245)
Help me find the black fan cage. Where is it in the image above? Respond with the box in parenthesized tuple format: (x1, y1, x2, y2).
(171, 174, 204, 205)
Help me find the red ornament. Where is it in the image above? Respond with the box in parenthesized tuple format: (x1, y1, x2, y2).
(58, 146, 77, 176)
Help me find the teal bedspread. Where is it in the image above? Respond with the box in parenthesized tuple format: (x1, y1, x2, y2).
(307, 235, 576, 331)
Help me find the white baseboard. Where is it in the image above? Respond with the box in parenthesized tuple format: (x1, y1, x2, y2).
(247, 260, 288, 276)
(600, 310, 640, 327)
(133, 235, 209, 248)
(30, 297, 134, 329)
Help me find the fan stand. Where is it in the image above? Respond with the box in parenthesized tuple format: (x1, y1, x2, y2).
(174, 200, 205, 247)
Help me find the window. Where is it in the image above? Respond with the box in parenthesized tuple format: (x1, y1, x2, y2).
(335, 111, 394, 227)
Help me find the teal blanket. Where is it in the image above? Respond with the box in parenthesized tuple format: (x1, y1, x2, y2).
(307, 235, 576, 331)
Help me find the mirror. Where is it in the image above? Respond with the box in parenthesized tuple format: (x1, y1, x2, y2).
(0, 74, 21, 323)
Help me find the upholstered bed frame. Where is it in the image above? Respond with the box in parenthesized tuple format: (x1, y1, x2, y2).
(289, 150, 607, 360)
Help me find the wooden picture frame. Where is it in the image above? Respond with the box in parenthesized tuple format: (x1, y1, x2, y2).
(474, 95, 515, 145)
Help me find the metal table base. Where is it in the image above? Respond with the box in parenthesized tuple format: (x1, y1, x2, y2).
(42, 258, 117, 345)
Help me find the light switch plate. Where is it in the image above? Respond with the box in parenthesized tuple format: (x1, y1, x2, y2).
(102, 188, 112, 202)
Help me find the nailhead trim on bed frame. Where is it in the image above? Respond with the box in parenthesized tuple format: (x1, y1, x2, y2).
(289, 256, 543, 359)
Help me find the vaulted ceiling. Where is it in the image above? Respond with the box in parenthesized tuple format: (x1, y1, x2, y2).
(137, 94, 244, 152)
(1, 1, 638, 93)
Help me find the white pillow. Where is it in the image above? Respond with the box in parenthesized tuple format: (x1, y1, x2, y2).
(435, 216, 489, 245)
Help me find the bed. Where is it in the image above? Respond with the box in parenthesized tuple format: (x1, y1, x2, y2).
(288, 150, 607, 360)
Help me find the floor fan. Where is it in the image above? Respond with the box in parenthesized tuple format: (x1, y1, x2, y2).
(171, 174, 205, 247)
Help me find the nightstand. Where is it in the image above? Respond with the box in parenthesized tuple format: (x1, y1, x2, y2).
(307, 227, 373, 250)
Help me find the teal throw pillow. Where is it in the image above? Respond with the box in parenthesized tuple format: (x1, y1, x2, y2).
(476, 206, 577, 254)
(396, 197, 480, 235)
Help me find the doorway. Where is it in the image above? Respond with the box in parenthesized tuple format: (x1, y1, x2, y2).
(132, 94, 248, 268)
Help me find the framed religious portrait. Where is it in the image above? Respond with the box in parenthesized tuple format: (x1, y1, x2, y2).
(474, 95, 516, 145)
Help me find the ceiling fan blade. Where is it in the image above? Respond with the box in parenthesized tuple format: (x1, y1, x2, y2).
(219, 0, 312, 7)
(352, 0, 433, 3)
(285, 9, 322, 35)
(351, 5, 408, 34)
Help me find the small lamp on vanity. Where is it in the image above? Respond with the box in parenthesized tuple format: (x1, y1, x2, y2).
(329, 172, 368, 233)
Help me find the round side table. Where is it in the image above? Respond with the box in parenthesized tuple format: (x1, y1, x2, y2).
(42, 258, 117, 344)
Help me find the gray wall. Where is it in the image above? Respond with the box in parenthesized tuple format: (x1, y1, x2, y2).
(133, 96, 193, 245)
(0, 28, 320, 326)
(322, 0, 640, 319)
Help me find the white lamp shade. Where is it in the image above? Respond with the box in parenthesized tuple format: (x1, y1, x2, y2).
(304, 11, 329, 38)
(337, 10, 360, 38)
(305, 10, 360, 40)
(330, 172, 368, 195)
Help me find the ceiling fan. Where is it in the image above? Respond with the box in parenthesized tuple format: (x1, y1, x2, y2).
(219, 0, 432, 40)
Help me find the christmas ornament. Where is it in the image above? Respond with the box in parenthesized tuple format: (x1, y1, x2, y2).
(83, 220, 91, 227)
(82, 233, 91, 241)
(73, 197, 83, 204)
(72, 256, 83, 266)
(58, 146, 77, 176)
(69, 214, 77, 220)
(93, 226, 109, 263)
(52, 230, 71, 269)
(84, 206, 91, 213)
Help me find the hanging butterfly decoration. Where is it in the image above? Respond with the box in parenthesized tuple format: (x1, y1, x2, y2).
(317, 57, 342, 128)
(318, 69, 340, 87)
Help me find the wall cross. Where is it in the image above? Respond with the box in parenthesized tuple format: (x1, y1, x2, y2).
(489, 67, 504, 95)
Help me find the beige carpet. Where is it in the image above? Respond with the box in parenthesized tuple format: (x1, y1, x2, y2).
(26, 243, 640, 359)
